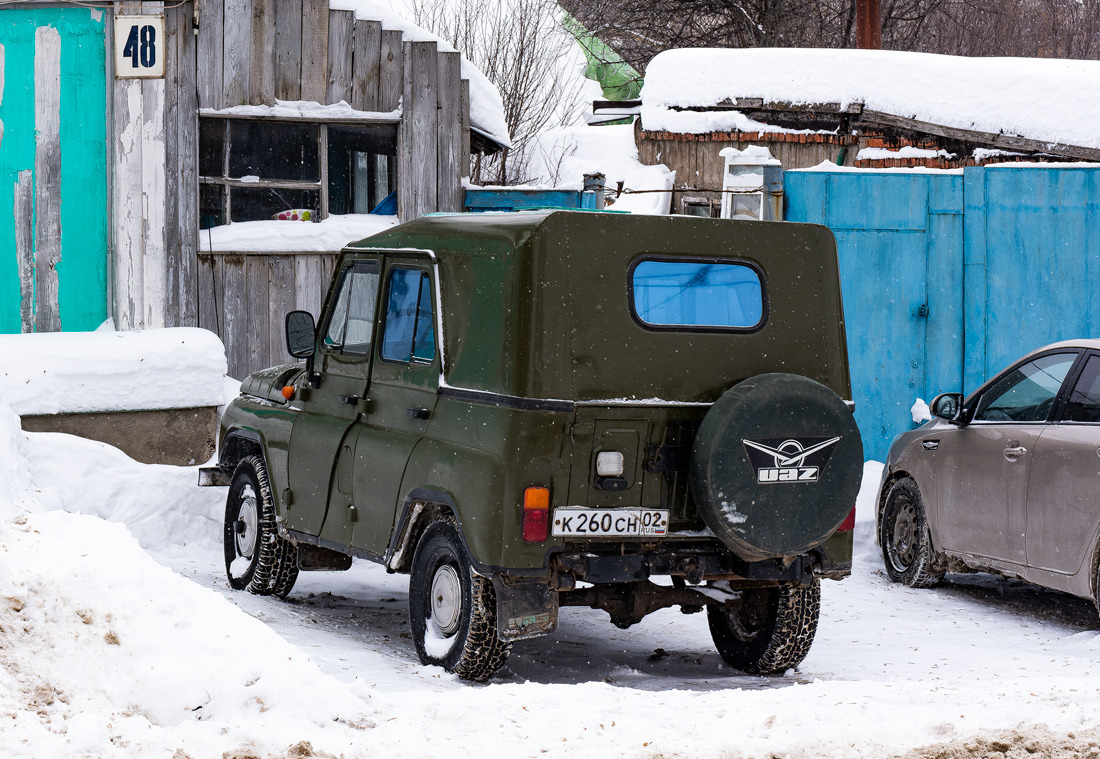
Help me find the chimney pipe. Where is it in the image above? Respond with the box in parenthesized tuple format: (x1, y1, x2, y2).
(856, 0, 881, 49)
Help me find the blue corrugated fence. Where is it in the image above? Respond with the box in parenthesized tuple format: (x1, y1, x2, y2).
(787, 165, 1100, 460)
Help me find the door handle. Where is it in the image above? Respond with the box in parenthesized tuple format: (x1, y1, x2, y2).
(406, 407, 431, 421)
(922, 439, 939, 451)
(338, 394, 359, 406)
(1003, 445, 1027, 460)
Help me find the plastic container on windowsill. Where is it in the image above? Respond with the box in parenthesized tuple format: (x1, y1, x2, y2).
(273, 209, 314, 222)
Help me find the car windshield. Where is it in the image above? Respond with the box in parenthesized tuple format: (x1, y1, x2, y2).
(631, 259, 764, 330)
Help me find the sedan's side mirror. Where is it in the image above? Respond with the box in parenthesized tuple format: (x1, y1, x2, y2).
(285, 310, 317, 358)
(930, 392, 964, 423)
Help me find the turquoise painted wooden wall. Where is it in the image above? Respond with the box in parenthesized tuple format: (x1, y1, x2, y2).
(787, 165, 1100, 460)
(0, 8, 107, 333)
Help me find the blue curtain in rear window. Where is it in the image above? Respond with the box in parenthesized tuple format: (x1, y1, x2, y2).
(382, 268, 436, 362)
(632, 260, 763, 328)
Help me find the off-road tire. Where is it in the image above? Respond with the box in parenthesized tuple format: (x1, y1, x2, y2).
(224, 455, 299, 598)
(409, 520, 511, 681)
(707, 580, 820, 675)
(880, 477, 944, 587)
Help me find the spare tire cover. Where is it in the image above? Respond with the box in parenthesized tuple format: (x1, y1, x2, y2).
(690, 373, 863, 562)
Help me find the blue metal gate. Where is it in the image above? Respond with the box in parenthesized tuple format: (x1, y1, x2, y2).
(787, 165, 1100, 461)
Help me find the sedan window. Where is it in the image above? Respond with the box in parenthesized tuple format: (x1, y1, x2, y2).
(1062, 355, 1100, 423)
(974, 352, 1077, 423)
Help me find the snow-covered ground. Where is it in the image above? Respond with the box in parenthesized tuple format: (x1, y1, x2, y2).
(4, 406, 1100, 758)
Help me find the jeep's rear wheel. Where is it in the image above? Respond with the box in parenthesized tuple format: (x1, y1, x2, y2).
(707, 580, 820, 675)
(409, 521, 511, 681)
(223, 455, 299, 598)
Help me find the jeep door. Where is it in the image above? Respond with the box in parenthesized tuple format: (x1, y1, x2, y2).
(348, 255, 440, 555)
(285, 257, 382, 536)
(1024, 351, 1100, 576)
(934, 351, 1078, 565)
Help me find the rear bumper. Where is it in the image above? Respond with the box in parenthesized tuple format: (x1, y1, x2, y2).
(552, 539, 824, 587)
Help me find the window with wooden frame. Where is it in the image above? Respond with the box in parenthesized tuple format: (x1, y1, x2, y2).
(198, 117, 398, 228)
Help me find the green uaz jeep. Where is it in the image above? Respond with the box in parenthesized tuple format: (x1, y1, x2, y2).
(202, 210, 863, 681)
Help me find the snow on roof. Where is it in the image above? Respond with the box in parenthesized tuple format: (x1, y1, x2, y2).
(330, 0, 511, 149)
(640, 48, 1100, 151)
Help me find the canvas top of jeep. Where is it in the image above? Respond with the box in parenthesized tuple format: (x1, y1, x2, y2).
(350, 210, 852, 404)
(209, 209, 863, 681)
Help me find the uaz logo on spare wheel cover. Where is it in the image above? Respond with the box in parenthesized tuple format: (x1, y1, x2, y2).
(741, 437, 841, 484)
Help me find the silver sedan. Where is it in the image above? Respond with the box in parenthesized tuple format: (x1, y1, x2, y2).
(877, 339, 1100, 612)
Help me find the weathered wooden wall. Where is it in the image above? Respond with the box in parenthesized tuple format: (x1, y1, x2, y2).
(636, 127, 854, 214)
(106, 0, 475, 375)
(112, 4, 198, 330)
(198, 252, 339, 378)
(194, 0, 468, 220)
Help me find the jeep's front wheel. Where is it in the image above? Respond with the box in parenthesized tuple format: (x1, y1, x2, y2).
(223, 455, 299, 598)
(707, 580, 820, 675)
(409, 521, 511, 681)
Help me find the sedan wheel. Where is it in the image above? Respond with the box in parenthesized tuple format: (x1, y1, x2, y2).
(879, 476, 944, 587)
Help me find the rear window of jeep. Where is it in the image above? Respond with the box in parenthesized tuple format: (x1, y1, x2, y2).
(630, 259, 765, 330)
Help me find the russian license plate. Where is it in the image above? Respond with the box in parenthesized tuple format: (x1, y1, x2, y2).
(551, 508, 669, 538)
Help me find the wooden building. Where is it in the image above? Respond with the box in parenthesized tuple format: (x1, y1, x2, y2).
(634, 47, 1100, 218)
(1, 1, 507, 378)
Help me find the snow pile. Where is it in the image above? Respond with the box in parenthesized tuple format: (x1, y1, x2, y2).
(857, 146, 956, 161)
(0, 405, 377, 757)
(911, 398, 933, 424)
(330, 0, 511, 147)
(0, 328, 229, 415)
(200, 212, 399, 253)
(641, 48, 1100, 150)
(525, 123, 676, 214)
(854, 460, 884, 523)
(201, 99, 400, 121)
(0, 405, 38, 521)
(24, 429, 223, 552)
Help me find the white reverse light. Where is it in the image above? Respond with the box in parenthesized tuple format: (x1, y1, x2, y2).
(596, 451, 625, 477)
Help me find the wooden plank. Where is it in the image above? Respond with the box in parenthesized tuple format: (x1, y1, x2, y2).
(164, 5, 181, 327)
(378, 30, 403, 112)
(197, 255, 220, 336)
(250, 0, 276, 105)
(177, 6, 200, 327)
(326, 9, 354, 104)
(401, 41, 439, 220)
(114, 78, 144, 329)
(196, 0, 224, 109)
(352, 19, 381, 111)
(300, 0, 329, 102)
(274, 0, 303, 100)
(436, 51, 462, 212)
(268, 255, 296, 364)
(860, 109, 1100, 161)
(222, 256, 248, 378)
(222, 0, 252, 106)
(33, 25, 62, 332)
(246, 256, 271, 372)
(294, 253, 324, 319)
(142, 78, 168, 329)
(459, 78, 470, 179)
(397, 41, 412, 221)
(14, 170, 33, 332)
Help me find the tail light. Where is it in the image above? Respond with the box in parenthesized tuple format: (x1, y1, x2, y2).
(837, 505, 856, 532)
(522, 487, 550, 542)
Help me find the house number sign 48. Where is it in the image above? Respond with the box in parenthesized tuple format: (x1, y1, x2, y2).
(115, 16, 165, 78)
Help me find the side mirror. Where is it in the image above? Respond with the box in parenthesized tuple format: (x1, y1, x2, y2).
(930, 392, 964, 422)
(285, 310, 316, 358)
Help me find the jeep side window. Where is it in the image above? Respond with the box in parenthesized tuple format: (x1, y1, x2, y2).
(381, 268, 436, 363)
(323, 262, 380, 356)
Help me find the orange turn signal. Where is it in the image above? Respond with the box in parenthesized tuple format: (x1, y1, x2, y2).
(522, 487, 550, 542)
(281, 385, 295, 400)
